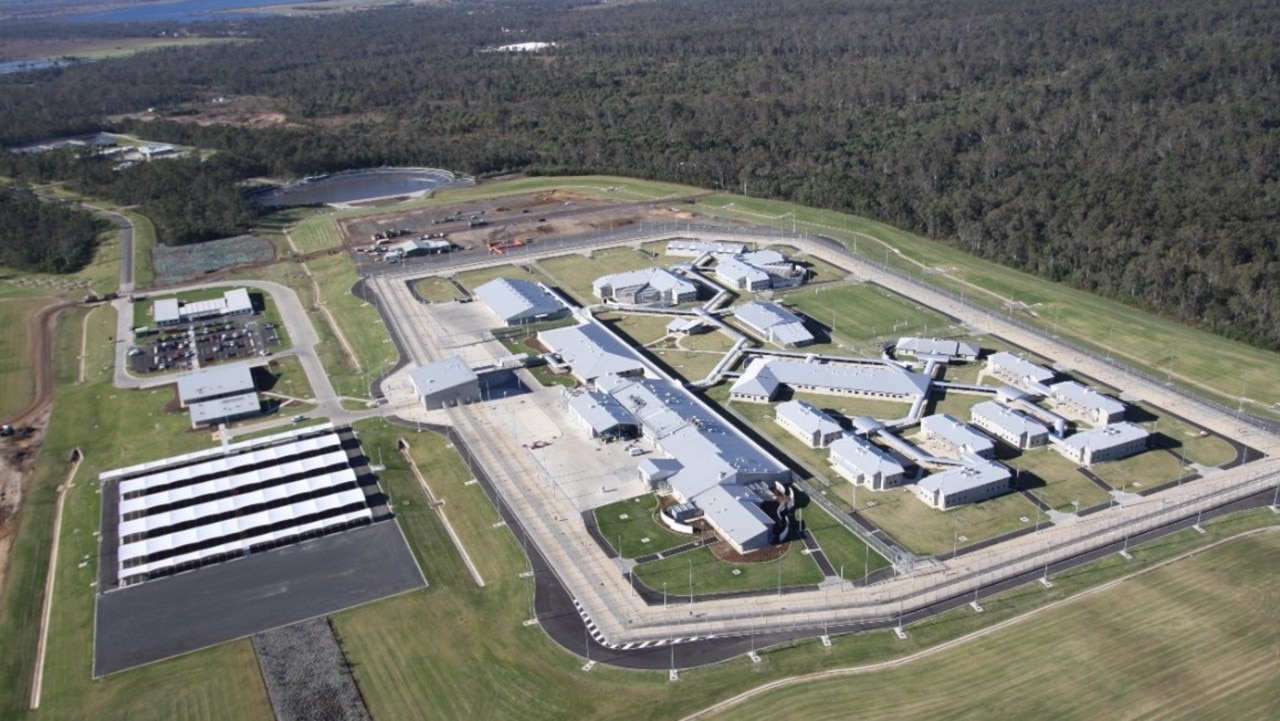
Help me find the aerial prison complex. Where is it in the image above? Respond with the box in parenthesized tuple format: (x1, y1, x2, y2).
(400, 257, 1156, 541)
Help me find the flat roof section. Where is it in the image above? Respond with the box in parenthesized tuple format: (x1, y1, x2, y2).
(408, 356, 478, 396)
(175, 363, 258, 406)
(188, 392, 261, 426)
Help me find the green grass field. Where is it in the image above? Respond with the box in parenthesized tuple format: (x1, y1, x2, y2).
(634, 543, 825, 597)
(0, 297, 49, 418)
(710, 529, 1280, 721)
(289, 213, 344, 253)
(854, 486, 1040, 556)
(414, 276, 464, 303)
(1089, 450, 1188, 491)
(305, 254, 397, 396)
(593, 495, 693, 559)
(1011, 448, 1113, 512)
(779, 281, 958, 347)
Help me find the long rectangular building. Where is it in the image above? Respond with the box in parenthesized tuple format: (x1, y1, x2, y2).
(970, 400, 1048, 449)
(101, 424, 374, 587)
(1053, 422, 1149, 466)
(1049, 381, 1126, 426)
(920, 413, 996, 458)
(730, 356, 932, 403)
(913, 458, 1012, 510)
(829, 435, 906, 490)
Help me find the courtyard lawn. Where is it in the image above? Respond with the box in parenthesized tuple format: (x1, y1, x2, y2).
(593, 495, 694, 559)
(650, 348, 727, 382)
(413, 276, 464, 303)
(854, 486, 1040, 556)
(633, 543, 825, 598)
(597, 311, 674, 346)
(1011, 448, 1113, 512)
(1088, 450, 1187, 492)
(800, 505, 892, 579)
(1133, 405, 1237, 468)
(921, 389, 989, 421)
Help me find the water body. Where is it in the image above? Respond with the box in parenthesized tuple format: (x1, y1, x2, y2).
(64, 0, 292, 24)
(253, 169, 454, 207)
(0, 59, 77, 75)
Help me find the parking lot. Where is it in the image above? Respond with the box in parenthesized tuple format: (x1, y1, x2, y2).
(128, 315, 282, 374)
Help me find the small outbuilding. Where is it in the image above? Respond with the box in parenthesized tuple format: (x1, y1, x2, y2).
(409, 356, 481, 409)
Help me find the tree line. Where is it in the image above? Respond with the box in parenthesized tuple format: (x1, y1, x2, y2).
(0, 185, 103, 273)
(0, 0, 1277, 347)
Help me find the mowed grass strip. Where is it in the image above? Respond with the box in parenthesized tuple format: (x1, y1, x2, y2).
(854, 486, 1039, 556)
(0, 297, 52, 418)
(305, 254, 396, 397)
(635, 543, 825, 597)
(707, 530, 1280, 721)
(290, 214, 343, 253)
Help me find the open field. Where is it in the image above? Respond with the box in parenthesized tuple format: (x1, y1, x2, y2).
(801, 505, 891, 579)
(634, 543, 825, 597)
(0, 36, 245, 62)
(0, 298, 51, 419)
(594, 495, 692, 559)
(707, 529, 1280, 721)
(853, 486, 1039, 556)
(780, 281, 957, 347)
(288, 212, 344, 253)
(305, 254, 397, 396)
(1133, 404, 1237, 468)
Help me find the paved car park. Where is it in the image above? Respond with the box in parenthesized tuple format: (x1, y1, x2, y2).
(128, 316, 280, 374)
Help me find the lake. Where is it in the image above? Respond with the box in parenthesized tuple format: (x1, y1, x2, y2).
(253, 169, 459, 207)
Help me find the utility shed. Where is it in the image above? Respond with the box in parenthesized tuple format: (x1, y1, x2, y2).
(408, 356, 480, 409)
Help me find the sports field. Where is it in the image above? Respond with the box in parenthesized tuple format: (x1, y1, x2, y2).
(536, 247, 669, 305)
(780, 282, 958, 347)
(706, 529, 1280, 721)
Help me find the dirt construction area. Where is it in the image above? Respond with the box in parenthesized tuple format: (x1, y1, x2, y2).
(337, 189, 697, 264)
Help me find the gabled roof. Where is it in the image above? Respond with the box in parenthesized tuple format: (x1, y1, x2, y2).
(1059, 422, 1148, 453)
(829, 435, 905, 477)
(539, 323, 646, 382)
(918, 459, 1010, 495)
(730, 357, 932, 399)
(567, 389, 637, 434)
(1050, 381, 1125, 418)
(921, 413, 995, 455)
(988, 351, 1056, 384)
(717, 257, 771, 285)
(971, 400, 1048, 437)
(776, 399, 842, 437)
(474, 277, 565, 323)
(733, 302, 813, 346)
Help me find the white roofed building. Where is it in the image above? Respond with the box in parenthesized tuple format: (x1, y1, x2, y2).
(733, 302, 814, 348)
(666, 239, 746, 257)
(176, 363, 257, 407)
(188, 393, 262, 428)
(154, 287, 254, 326)
(829, 435, 906, 490)
(592, 268, 697, 307)
(539, 322, 647, 384)
(896, 337, 981, 362)
(566, 389, 638, 439)
(970, 400, 1049, 449)
(716, 257, 771, 291)
(730, 357, 931, 404)
(987, 351, 1056, 390)
(775, 399, 843, 448)
(473, 277, 569, 326)
(920, 413, 996, 458)
(1053, 422, 1149, 465)
(1048, 381, 1126, 426)
(408, 356, 480, 409)
(913, 458, 1012, 510)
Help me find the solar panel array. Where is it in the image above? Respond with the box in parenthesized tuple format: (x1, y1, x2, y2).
(109, 427, 373, 586)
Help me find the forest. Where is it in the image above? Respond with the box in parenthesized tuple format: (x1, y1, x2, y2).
(0, 185, 103, 273)
(0, 0, 1277, 347)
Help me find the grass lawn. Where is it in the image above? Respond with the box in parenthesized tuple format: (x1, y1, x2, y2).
(1011, 449, 1112, 512)
(304, 254, 398, 398)
(1088, 450, 1187, 491)
(1133, 405, 1237, 468)
(650, 348, 726, 382)
(709, 528, 1280, 721)
(634, 543, 825, 598)
(535, 248, 665, 304)
(935, 360, 988, 386)
(718, 396, 840, 485)
(289, 213, 343, 253)
(413, 277, 463, 303)
(453, 264, 554, 294)
(593, 495, 693, 559)
(676, 329, 738, 354)
(120, 208, 157, 289)
(0, 297, 51, 418)
(597, 312, 673, 346)
(800, 505, 891, 579)
(778, 281, 956, 346)
(855, 486, 1039, 556)
(921, 389, 988, 421)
